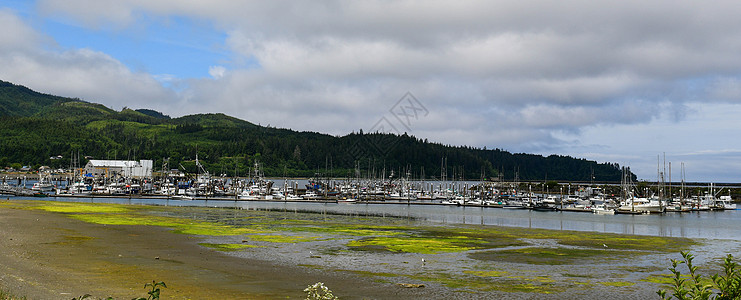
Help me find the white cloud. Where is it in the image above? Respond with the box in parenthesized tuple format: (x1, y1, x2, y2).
(5, 1, 741, 180)
(0, 8, 47, 51)
(208, 65, 226, 79)
(0, 10, 176, 112)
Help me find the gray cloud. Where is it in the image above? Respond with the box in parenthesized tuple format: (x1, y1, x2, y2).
(4, 1, 741, 180)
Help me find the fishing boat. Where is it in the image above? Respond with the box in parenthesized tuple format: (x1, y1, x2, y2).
(530, 202, 557, 211)
(502, 199, 527, 209)
(171, 195, 194, 200)
(302, 191, 321, 200)
(617, 197, 664, 213)
(591, 203, 615, 215)
(716, 195, 737, 210)
(31, 172, 54, 192)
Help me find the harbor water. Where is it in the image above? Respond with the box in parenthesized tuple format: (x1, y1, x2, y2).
(8, 194, 741, 240)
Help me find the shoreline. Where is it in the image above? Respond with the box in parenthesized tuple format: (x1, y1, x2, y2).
(0, 202, 434, 299)
(0, 199, 730, 299)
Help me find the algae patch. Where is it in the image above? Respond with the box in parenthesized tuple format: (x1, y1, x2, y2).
(599, 281, 635, 287)
(244, 234, 317, 243)
(347, 235, 487, 254)
(199, 243, 257, 251)
(464, 270, 508, 277)
(468, 247, 632, 265)
(409, 272, 563, 294)
(35, 202, 132, 214)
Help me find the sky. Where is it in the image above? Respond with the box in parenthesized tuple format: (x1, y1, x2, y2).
(1, 0, 741, 182)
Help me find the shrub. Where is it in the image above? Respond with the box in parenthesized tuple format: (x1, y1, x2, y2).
(658, 251, 741, 300)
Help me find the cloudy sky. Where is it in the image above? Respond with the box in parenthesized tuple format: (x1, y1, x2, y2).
(2, 0, 741, 182)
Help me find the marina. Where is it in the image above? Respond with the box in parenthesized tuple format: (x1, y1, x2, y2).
(2, 161, 740, 299)
(5, 193, 741, 240)
(2, 161, 737, 216)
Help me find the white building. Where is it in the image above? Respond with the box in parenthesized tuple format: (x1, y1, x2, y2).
(84, 160, 153, 178)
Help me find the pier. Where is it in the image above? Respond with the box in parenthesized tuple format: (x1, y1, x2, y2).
(0, 185, 35, 196)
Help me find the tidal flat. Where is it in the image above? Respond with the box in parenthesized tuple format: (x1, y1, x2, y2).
(0, 199, 735, 299)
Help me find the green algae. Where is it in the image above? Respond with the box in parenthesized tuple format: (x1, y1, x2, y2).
(454, 225, 697, 252)
(640, 273, 701, 286)
(243, 234, 317, 243)
(1, 199, 711, 297)
(563, 273, 597, 278)
(198, 243, 257, 251)
(68, 212, 268, 236)
(347, 235, 488, 254)
(599, 281, 635, 287)
(297, 264, 324, 270)
(47, 235, 95, 246)
(641, 274, 674, 285)
(468, 247, 632, 265)
(408, 272, 564, 294)
(35, 202, 132, 214)
(557, 234, 695, 252)
(288, 224, 405, 236)
(464, 270, 508, 277)
(339, 270, 402, 278)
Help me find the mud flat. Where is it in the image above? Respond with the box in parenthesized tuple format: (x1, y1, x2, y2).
(0, 199, 734, 299)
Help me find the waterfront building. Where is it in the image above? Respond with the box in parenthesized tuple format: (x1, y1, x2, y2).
(84, 160, 153, 178)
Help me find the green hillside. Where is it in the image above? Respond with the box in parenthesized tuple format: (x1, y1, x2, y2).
(0, 81, 76, 116)
(0, 80, 632, 181)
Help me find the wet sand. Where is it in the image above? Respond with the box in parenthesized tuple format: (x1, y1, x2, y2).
(0, 205, 433, 299)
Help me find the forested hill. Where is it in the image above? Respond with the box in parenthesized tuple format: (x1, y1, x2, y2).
(0, 80, 633, 181)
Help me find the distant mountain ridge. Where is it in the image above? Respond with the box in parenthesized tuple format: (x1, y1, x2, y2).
(0, 80, 633, 181)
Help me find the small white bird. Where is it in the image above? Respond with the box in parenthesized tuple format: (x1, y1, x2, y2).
(422, 258, 426, 265)
(603, 244, 608, 248)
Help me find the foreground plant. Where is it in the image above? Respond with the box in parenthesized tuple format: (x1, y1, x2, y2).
(133, 281, 166, 300)
(0, 288, 26, 300)
(304, 282, 338, 300)
(658, 251, 741, 300)
(712, 254, 741, 299)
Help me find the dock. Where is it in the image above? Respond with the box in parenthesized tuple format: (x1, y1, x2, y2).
(0, 185, 35, 196)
